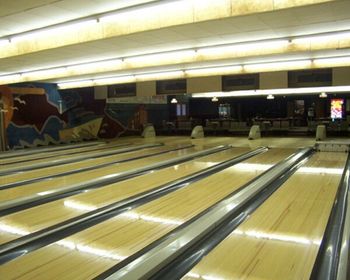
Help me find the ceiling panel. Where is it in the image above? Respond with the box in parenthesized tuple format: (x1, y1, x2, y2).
(0, 0, 349, 82)
(0, 0, 156, 36)
(43, 48, 350, 84)
(0, 0, 58, 16)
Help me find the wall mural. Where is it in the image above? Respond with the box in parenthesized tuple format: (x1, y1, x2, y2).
(0, 84, 170, 149)
(0, 83, 106, 149)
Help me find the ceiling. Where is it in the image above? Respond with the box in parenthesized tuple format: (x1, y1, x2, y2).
(0, 0, 155, 36)
(0, 0, 350, 87)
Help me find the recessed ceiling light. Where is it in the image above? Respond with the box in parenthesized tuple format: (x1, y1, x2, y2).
(319, 92, 327, 98)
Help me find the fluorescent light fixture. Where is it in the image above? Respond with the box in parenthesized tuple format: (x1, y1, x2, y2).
(99, 0, 185, 22)
(67, 59, 123, 72)
(53, 53, 350, 89)
(136, 70, 184, 81)
(185, 65, 243, 77)
(3, 27, 350, 86)
(244, 59, 311, 73)
(197, 39, 289, 57)
(10, 19, 98, 42)
(293, 31, 350, 44)
(211, 96, 218, 102)
(192, 85, 350, 98)
(0, 39, 9, 46)
(94, 75, 135, 86)
(0, 73, 21, 84)
(22, 67, 67, 80)
(313, 56, 350, 68)
(58, 79, 94, 89)
(267, 94, 275, 100)
(171, 98, 178, 104)
(319, 92, 327, 98)
(125, 50, 196, 67)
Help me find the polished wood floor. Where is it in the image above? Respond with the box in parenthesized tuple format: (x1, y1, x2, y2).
(183, 152, 346, 280)
(0, 136, 344, 280)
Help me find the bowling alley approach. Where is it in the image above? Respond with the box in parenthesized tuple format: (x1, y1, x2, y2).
(2, 1, 350, 280)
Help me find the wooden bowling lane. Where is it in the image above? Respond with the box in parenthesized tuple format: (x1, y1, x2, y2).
(0, 141, 124, 165)
(0, 137, 191, 165)
(182, 151, 347, 280)
(0, 141, 105, 159)
(0, 148, 294, 279)
(1, 143, 155, 171)
(0, 136, 187, 166)
(0, 144, 188, 186)
(0, 147, 251, 245)
(0, 146, 201, 203)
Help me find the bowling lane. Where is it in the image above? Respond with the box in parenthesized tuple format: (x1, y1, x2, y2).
(0, 144, 189, 186)
(0, 145, 202, 203)
(0, 141, 105, 159)
(0, 148, 294, 279)
(0, 141, 126, 165)
(0, 147, 251, 244)
(0, 142, 153, 170)
(183, 152, 347, 280)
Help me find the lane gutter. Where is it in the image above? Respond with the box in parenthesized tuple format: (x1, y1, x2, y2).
(0, 147, 267, 265)
(0, 144, 194, 190)
(0, 143, 163, 176)
(99, 147, 314, 280)
(311, 152, 350, 280)
(1, 142, 131, 166)
(0, 145, 231, 216)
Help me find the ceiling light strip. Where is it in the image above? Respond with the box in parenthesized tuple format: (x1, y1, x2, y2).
(54, 55, 350, 89)
(1, 0, 177, 42)
(191, 86, 350, 98)
(1, 28, 350, 81)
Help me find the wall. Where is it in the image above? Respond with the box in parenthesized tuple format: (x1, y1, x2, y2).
(1, 84, 115, 149)
(260, 71, 288, 89)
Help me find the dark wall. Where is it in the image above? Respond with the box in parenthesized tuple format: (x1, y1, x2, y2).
(189, 94, 349, 122)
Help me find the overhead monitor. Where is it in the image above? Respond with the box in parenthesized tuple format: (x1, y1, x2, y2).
(331, 98, 344, 119)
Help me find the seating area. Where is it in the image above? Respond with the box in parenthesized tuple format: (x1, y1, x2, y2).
(159, 117, 350, 137)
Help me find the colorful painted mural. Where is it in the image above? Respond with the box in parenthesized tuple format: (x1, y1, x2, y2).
(0, 83, 106, 149)
(0, 84, 171, 149)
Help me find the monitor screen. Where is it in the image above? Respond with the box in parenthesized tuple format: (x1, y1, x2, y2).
(219, 104, 230, 118)
(331, 99, 344, 119)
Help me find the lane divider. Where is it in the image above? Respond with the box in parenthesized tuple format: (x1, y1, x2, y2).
(0, 141, 105, 160)
(0, 143, 164, 176)
(1, 142, 132, 166)
(0, 147, 267, 265)
(0, 145, 231, 216)
(0, 144, 194, 190)
(101, 147, 314, 280)
(310, 153, 350, 280)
